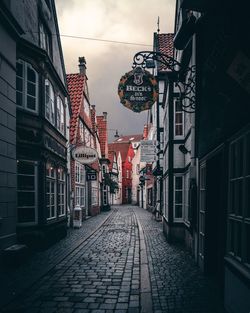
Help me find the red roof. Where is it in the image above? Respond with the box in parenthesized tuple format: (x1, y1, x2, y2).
(108, 142, 131, 162)
(66, 73, 85, 142)
(156, 33, 174, 72)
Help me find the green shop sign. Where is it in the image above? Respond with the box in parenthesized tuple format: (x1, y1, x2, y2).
(118, 67, 158, 113)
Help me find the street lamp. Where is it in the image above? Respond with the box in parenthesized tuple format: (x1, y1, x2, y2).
(108, 129, 120, 138)
(132, 51, 195, 113)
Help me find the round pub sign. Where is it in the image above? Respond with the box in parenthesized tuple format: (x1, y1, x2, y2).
(118, 67, 158, 113)
(72, 145, 98, 165)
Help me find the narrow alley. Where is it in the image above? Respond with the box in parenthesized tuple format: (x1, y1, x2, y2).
(1, 206, 225, 313)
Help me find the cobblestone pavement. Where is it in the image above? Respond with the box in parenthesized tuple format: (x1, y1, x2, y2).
(134, 207, 226, 313)
(1, 206, 226, 313)
(0, 210, 112, 308)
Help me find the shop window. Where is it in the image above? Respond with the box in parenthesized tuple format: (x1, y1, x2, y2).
(45, 79, 55, 125)
(16, 60, 39, 113)
(228, 132, 250, 266)
(46, 162, 56, 220)
(174, 176, 183, 220)
(56, 96, 65, 135)
(58, 167, 66, 216)
(174, 99, 184, 137)
(17, 160, 37, 224)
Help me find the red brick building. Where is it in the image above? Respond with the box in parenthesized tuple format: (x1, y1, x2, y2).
(96, 113, 110, 210)
(67, 57, 101, 218)
(108, 142, 134, 204)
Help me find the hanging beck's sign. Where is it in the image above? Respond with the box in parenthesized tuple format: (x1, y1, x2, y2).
(118, 67, 158, 113)
(72, 145, 98, 165)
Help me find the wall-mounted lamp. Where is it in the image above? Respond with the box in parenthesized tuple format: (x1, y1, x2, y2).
(179, 144, 191, 154)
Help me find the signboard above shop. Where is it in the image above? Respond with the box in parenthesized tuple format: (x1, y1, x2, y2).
(72, 145, 98, 165)
(140, 140, 156, 163)
(118, 67, 158, 113)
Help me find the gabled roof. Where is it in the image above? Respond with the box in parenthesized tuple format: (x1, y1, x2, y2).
(66, 73, 85, 141)
(108, 142, 131, 162)
(114, 134, 143, 143)
(155, 33, 174, 72)
(108, 149, 117, 171)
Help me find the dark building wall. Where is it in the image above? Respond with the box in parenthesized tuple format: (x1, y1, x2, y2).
(0, 18, 17, 249)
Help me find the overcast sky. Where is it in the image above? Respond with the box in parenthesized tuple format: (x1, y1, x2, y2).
(56, 0, 175, 142)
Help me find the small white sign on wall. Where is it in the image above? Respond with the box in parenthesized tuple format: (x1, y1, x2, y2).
(140, 140, 156, 163)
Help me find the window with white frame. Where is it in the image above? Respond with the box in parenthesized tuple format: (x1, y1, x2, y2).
(75, 163, 85, 184)
(75, 162, 85, 207)
(16, 60, 38, 113)
(92, 187, 98, 205)
(56, 96, 65, 135)
(45, 79, 55, 125)
(58, 167, 66, 216)
(184, 174, 190, 224)
(126, 170, 129, 178)
(174, 99, 184, 137)
(75, 186, 85, 206)
(46, 162, 56, 219)
(174, 176, 183, 220)
(228, 132, 250, 265)
(17, 160, 37, 224)
(163, 176, 169, 220)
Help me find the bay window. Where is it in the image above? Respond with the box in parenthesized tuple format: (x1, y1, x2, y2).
(56, 96, 65, 134)
(16, 60, 38, 113)
(45, 79, 55, 125)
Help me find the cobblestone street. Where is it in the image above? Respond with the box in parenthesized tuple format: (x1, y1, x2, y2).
(1, 206, 225, 313)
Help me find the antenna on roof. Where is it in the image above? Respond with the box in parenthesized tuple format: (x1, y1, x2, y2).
(157, 16, 160, 34)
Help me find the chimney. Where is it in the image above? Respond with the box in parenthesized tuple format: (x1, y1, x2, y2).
(143, 124, 148, 139)
(78, 56, 86, 75)
(103, 112, 107, 121)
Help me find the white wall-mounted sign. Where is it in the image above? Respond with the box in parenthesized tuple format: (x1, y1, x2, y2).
(140, 140, 156, 163)
(72, 145, 98, 164)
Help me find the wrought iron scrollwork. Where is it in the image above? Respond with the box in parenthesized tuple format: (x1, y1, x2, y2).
(132, 51, 196, 113)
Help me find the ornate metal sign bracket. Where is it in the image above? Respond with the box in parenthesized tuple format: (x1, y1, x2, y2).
(133, 51, 196, 113)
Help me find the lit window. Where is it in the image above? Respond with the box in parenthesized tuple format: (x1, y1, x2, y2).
(56, 96, 65, 134)
(58, 167, 66, 216)
(17, 160, 37, 224)
(174, 100, 184, 136)
(46, 162, 56, 219)
(45, 79, 55, 125)
(16, 60, 38, 113)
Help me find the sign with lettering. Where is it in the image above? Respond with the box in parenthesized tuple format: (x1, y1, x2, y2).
(140, 140, 156, 163)
(118, 67, 158, 113)
(72, 145, 98, 165)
